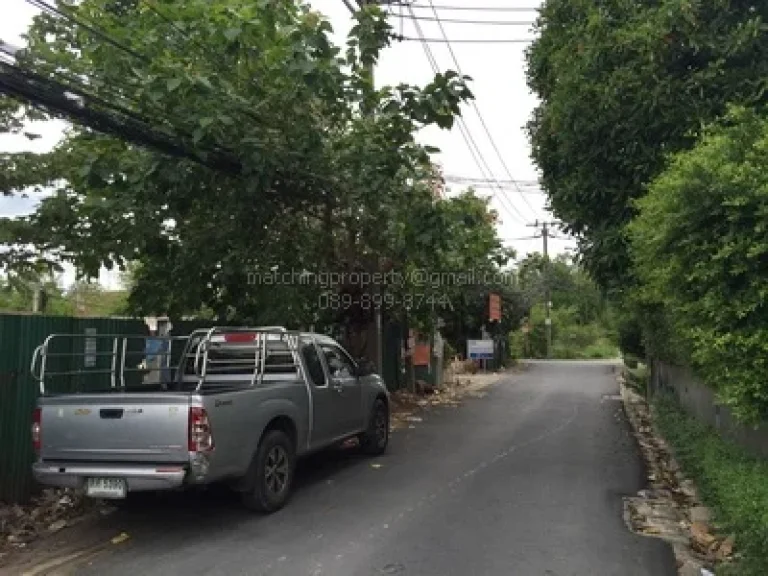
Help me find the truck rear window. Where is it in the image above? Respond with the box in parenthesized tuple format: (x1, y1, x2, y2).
(183, 340, 299, 377)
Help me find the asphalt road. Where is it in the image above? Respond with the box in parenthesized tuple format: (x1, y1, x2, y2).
(70, 360, 674, 576)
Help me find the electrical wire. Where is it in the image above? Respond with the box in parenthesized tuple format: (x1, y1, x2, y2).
(412, 23, 526, 224)
(444, 175, 541, 186)
(395, 35, 535, 44)
(425, 0, 539, 219)
(406, 15, 535, 26)
(0, 60, 240, 172)
(6, 43, 248, 172)
(407, 3, 540, 11)
(15, 0, 330, 183)
(407, 6, 527, 224)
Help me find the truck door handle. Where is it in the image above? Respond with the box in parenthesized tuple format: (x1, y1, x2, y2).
(100, 408, 124, 419)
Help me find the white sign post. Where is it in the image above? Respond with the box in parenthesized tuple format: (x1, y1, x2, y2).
(467, 339, 494, 372)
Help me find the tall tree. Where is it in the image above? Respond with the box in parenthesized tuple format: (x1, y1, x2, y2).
(630, 107, 768, 422)
(0, 1, 474, 327)
(527, 0, 768, 291)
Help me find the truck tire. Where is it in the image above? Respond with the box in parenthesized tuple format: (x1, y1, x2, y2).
(241, 429, 296, 513)
(359, 398, 389, 456)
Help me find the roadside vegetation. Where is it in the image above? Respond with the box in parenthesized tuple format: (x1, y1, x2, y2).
(509, 254, 617, 360)
(528, 0, 768, 423)
(653, 395, 768, 576)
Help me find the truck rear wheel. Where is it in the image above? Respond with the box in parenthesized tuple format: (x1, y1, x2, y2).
(241, 429, 296, 513)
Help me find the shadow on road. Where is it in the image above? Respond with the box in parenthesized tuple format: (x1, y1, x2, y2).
(108, 446, 366, 531)
(0, 447, 372, 575)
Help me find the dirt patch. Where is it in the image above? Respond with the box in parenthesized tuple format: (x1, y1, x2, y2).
(0, 487, 113, 571)
(620, 375, 735, 575)
(389, 370, 508, 431)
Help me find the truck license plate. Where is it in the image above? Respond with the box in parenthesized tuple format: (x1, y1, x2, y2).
(86, 477, 127, 499)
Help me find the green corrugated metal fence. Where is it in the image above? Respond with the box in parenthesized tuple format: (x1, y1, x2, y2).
(382, 321, 403, 391)
(0, 314, 216, 504)
(0, 314, 148, 503)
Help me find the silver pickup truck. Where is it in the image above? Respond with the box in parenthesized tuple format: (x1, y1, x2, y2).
(30, 327, 390, 513)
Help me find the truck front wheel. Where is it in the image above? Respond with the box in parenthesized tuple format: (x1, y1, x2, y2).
(359, 398, 389, 456)
(241, 429, 296, 513)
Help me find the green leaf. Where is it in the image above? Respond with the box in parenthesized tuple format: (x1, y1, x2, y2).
(167, 78, 182, 92)
(223, 28, 241, 42)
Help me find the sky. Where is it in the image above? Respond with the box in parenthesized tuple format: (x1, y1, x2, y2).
(0, 0, 576, 289)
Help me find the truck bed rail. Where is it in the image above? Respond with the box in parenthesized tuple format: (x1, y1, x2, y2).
(30, 326, 304, 396)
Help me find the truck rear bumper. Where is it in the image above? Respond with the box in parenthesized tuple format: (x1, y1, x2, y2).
(33, 462, 188, 493)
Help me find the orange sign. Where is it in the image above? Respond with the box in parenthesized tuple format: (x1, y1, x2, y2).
(489, 293, 501, 322)
(413, 344, 431, 367)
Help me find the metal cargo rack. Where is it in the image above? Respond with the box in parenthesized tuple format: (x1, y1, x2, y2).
(30, 326, 306, 395)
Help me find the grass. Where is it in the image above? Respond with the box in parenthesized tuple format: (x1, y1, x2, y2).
(653, 395, 768, 576)
(552, 338, 618, 360)
(624, 363, 648, 395)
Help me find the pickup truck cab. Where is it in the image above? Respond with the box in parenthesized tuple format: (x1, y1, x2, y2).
(30, 327, 390, 513)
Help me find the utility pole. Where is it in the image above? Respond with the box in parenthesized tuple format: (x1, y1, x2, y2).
(527, 220, 559, 359)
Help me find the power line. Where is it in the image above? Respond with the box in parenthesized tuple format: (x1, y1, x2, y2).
(13, 1, 330, 183)
(407, 7, 526, 224)
(407, 6, 527, 224)
(405, 15, 535, 26)
(396, 35, 535, 44)
(408, 3, 540, 11)
(0, 60, 240, 172)
(448, 184, 545, 194)
(425, 0, 539, 219)
(3, 38, 250, 173)
(444, 174, 541, 186)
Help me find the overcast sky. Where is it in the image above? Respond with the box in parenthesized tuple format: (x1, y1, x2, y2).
(0, 0, 574, 289)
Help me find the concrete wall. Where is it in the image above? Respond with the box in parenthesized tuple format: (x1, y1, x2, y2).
(650, 361, 768, 459)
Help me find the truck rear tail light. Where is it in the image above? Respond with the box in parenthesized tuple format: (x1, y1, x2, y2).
(188, 407, 214, 453)
(32, 407, 42, 454)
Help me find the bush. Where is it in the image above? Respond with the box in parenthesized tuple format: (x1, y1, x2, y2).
(508, 330, 525, 361)
(624, 355, 639, 369)
(624, 365, 648, 394)
(512, 302, 618, 360)
(583, 339, 618, 359)
(653, 395, 768, 576)
(617, 311, 645, 357)
(630, 107, 768, 423)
